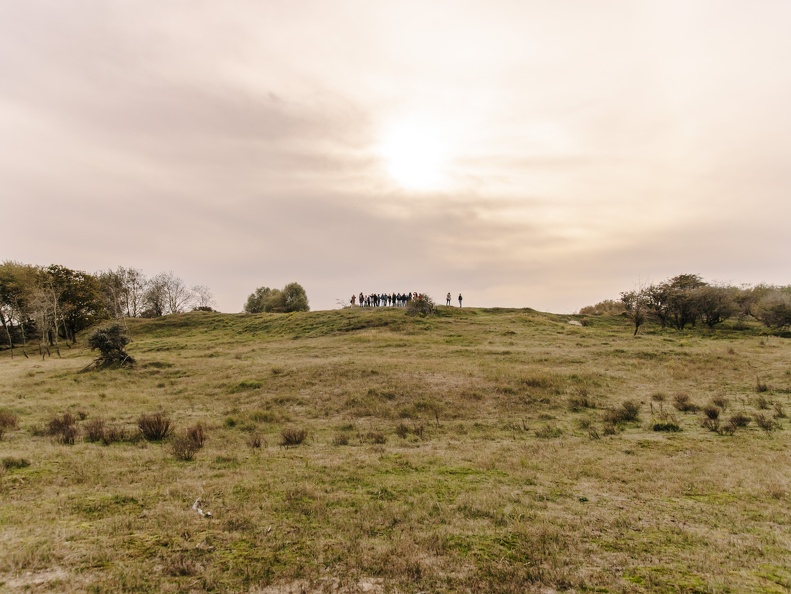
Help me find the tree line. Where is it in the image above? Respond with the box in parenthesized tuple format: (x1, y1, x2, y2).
(582, 274, 791, 335)
(0, 262, 215, 357)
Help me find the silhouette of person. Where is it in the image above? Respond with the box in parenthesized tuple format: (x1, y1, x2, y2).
(446, 292, 451, 306)
(458, 293, 463, 307)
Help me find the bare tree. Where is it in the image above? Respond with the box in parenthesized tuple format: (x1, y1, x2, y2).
(161, 272, 193, 314)
(191, 285, 215, 310)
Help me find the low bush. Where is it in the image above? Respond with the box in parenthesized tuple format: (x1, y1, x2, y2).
(703, 405, 720, 420)
(247, 432, 265, 449)
(535, 425, 563, 439)
(406, 295, 436, 317)
(568, 394, 595, 411)
(84, 418, 106, 443)
(138, 413, 173, 441)
(332, 433, 350, 446)
(711, 395, 729, 410)
(361, 431, 387, 444)
(186, 424, 206, 448)
(700, 418, 720, 433)
(48, 413, 78, 445)
(755, 377, 769, 393)
(754, 395, 771, 410)
(673, 393, 698, 413)
(754, 413, 778, 433)
(728, 413, 751, 429)
(2, 457, 30, 470)
(0, 410, 19, 430)
(652, 422, 681, 432)
(773, 403, 786, 419)
(280, 427, 307, 447)
(603, 400, 640, 425)
(171, 436, 200, 461)
(102, 424, 131, 445)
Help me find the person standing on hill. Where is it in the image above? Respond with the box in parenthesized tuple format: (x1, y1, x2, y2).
(446, 292, 451, 306)
(458, 293, 463, 307)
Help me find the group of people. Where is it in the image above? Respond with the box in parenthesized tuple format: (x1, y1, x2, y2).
(350, 292, 463, 307)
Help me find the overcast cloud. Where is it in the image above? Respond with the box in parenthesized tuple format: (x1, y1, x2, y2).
(2, 1, 790, 312)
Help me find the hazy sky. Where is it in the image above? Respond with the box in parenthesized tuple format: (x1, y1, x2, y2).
(2, 1, 790, 313)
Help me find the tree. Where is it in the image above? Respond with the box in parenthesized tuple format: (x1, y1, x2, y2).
(620, 286, 649, 336)
(691, 285, 737, 328)
(45, 265, 106, 343)
(244, 282, 309, 313)
(645, 274, 707, 330)
(0, 261, 37, 356)
(755, 288, 791, 331)
(99, 266, 147, 319)
(281, 282, 309, 312)
(191, 285, 216, 311)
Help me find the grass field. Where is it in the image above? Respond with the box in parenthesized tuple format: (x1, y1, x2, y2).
(1, 307, 791, 593)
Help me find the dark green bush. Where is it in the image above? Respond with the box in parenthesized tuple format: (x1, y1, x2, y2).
(88, 323, 135, 368)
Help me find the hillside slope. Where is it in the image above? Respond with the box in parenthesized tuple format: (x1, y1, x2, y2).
(1, 308, 790, 592)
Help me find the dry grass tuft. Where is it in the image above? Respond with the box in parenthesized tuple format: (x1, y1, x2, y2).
(137, 413, 173, 441)
(280, 427, 307, 447)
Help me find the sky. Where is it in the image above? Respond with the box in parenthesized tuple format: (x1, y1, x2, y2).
(2, 1, 791, 313)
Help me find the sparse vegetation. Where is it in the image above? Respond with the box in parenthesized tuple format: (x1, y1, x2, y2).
(1, 306, 791, 592)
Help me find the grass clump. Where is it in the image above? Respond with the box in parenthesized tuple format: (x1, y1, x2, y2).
(652, 421, 681, 432)
(2, 457, 30, 471)
(137, 413, 174, 441)
(535, 425, 563, 439)
(280, 427, 307, 447)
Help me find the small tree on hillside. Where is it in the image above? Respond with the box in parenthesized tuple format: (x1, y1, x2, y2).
(87, 323, 135, 368)
(244, 283, 309, 313)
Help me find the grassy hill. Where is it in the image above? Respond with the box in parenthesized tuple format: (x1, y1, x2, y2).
(1, 307, 790, 592)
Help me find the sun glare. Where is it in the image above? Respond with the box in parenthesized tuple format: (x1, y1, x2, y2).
(378, 120, 450, 191)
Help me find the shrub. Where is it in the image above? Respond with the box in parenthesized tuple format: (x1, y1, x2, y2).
(603, 400, 640, 425)
(332, 433, 350, 446)
(755, 377, 769, 393)
(568, 394, 595, 411)
(2, 457, 30, 470)
(754, 394, 771, 409)
(247, 433, 265, 449)
(171, 436, 199, 461)
(711, 396, 729, 411)
(0, 411, 19, 430)
(186, 424, 206, 448)
(729, 413, 751, 429)
(700, 418, 720, 433)
(535, 425, 563, 439)
(652, 422, 681, 432)
(87, 323, 135, 368)
(406, 295, 436, 317)
(754, 413, 778, 433)
(84, 418, 106, 443)
(102, 424, 130, 445)
(773, 403, 786, 419)
(137, 413, 173, 441)
(361, 431, 387, 444)
(48, 413, 78, 444)
(673, 393, 698, 412)
(280, 427, 307, 447)
(703, 405, 720, 420)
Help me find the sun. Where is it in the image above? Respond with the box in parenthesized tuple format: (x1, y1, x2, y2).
(378, 119, 450, 191)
